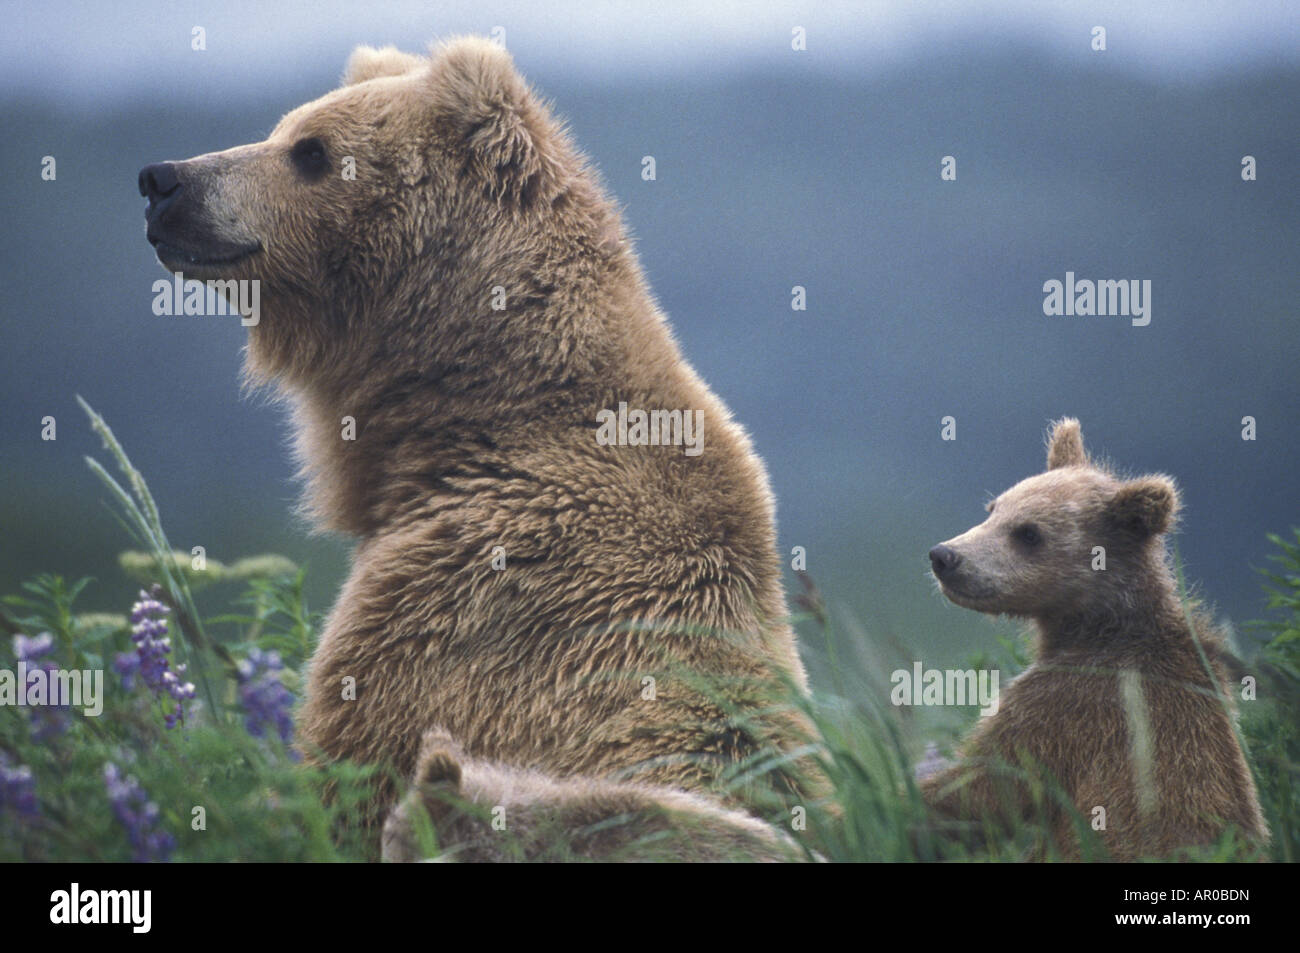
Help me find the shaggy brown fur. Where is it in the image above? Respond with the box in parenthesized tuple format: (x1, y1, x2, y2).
(923, 418, 1268, 860)
(381, 728, 808, 862)
(139, 37, 822, 835)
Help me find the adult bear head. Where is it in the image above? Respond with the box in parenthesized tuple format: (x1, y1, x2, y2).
(138, 37, 623, 390)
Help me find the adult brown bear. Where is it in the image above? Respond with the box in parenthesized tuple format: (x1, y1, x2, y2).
(139, 37, 824, 840)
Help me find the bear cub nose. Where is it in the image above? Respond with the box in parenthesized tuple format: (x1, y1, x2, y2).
(929, 544, 961, 576)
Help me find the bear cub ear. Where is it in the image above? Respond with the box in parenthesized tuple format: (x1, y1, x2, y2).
(1046, 417, 1089, 470)
(414, 728, 464, 787)
(427, 36, 565, 205)
(1108, 476, 1179, 539)
(344, 45, 427, 85)
(412, 730, 466, 825)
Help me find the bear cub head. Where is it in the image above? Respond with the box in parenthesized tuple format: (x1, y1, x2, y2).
(929, 418, 1180, 621)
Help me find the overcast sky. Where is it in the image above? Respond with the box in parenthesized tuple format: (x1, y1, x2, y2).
(5, 0, 1299, 106)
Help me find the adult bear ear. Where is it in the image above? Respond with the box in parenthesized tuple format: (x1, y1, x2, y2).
(1108, 475, 1179, 539)
(1046, 417, 1088, 470)
(344, 45, 426, 85)
(427, 36, 566, 205)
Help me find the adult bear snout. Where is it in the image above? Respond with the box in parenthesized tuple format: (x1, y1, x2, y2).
(929, 544, 961, 576)
(138, 162, 182, 220)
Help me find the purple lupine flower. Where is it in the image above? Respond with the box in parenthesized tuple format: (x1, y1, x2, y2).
(0, 753, 39, 821)
(103, 762, 173, 863)
(12, 631, 69, 742)
(236, 648, 295, 747)
(13, 632, 54, 663)
(114, 587, 196, 729)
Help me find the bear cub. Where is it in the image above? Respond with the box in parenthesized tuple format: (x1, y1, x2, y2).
(924, 418, 1268, 860)
(381, 728, 808, 863)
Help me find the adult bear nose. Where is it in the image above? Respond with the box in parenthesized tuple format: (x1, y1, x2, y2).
(138, 162, 180, 201)
(139, 162, 184, 226)
(929, 544, 961, 576)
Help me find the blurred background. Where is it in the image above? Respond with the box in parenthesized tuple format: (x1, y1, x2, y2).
(1, 1, 1297, 702)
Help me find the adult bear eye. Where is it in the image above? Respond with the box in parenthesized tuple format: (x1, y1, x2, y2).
(1012, 524, 1043, 547)
(291, 137, 330, 180)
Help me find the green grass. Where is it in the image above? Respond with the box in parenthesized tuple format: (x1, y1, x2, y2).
(1240, 528, 1300, 862)
(0, 400, 376, 862)
(0, 402, 1294, 862)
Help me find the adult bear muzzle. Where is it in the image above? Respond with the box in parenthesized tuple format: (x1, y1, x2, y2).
(137, 159, 261, 273)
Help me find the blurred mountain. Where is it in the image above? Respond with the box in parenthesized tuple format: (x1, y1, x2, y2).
(1, 48, 1297, 677)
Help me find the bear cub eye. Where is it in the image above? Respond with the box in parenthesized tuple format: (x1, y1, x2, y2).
(290, 137, 330, 180)
(1011, 524, 1043, 547)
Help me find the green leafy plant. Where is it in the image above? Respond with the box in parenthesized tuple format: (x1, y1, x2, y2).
(1242, 528, 1300, 861)
(1, 402, 1293, 862)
